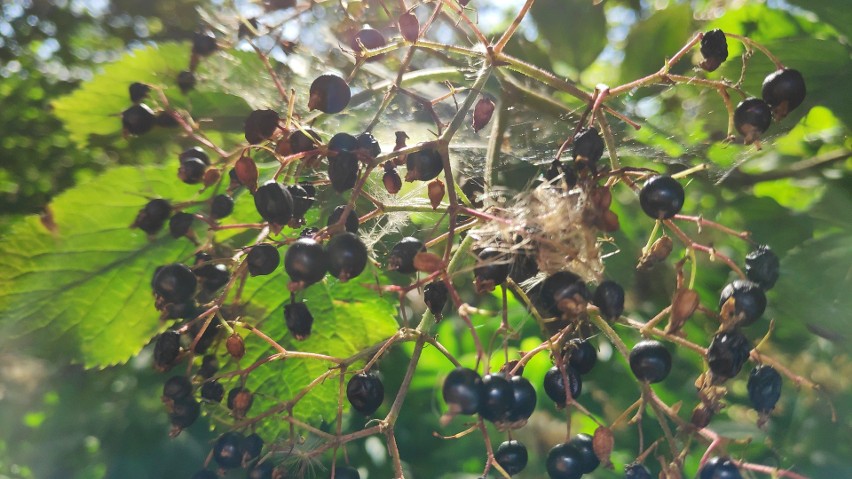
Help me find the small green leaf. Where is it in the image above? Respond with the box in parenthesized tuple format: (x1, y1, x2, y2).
(620, 4, 694, 84)
(531, 0, 607, 74)
(0, 166, 199, 368)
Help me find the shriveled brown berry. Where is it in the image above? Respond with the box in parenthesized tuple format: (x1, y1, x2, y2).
(244, 109, 280, 144)
(226, 334, 245, 360)
(472, 95, 495, 133)
(428, 178, 445, 210)
(398, 12, 420, 42)
(234, 155, 259, 193)
(667, 288, 700, 334)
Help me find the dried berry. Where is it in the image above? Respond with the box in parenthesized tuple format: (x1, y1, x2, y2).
(428, 178, 445, 209)
(734, 98, 772, 144)
(699, 29, 728, 72)
(472, 95, 495, 133)
(351, 28, 386, 62)
(398, 11, 420, 42)
(247, 243, 280, 276)
(667, 288, 700, 334)
(284, 301, 314, 340)
(308, 73, 351, 114)
(244, 109, 279, 144)
(122, 104, 156, 135)
(234, 155, 259, 192)
(226, 333, 245, 360)
(383, 165, 402, 194)
(227, 387, 254, 418)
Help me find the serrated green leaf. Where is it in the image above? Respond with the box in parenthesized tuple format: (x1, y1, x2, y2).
(0, 166, 200, 368)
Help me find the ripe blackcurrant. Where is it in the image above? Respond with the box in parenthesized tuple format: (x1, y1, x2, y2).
(404, 146, 444, 182)
(242, 433, 264, 464)
(129, 82, 150, 103)
(700, 456, 743, 479)
(546, 442, 585, 479)
(569, 433, 599, 474)
(629, 340, 672, 383)
(593, 279, 625, 321)
(247, 462, 275, 479)
(351, 28, 386, 61)
(156, 111, 179, 127)
(346, 372, 385, 416)
(284, 301, 314, 340)
(699, 29, 728, 72)
(328, 205, 359, 234)
(398, 11, 420, 42)
(565, 339, 597, 375)
(227, 387, 254, 418)
(423, 281, 449, 319)
(442, 367, 483, 415)
(329, 132, 359, 152)
(287, 184, 314, 223)
(388, 237, 425, 274)
(544, 365, 582, 404)
(192, 30, 218, 56)
(201, 380, 225, 403)
(745, 245, 780, 290)
(198, 354, 218, 379)
(285, 238, 327, 288)
(326, 232, 368, 282)
(122, 104, 156, 135)
(169, 397, 200, 430)
(334, 466, 360, 479)
(247, 243, 280, 276)
(154, 330, 181, 371)
(163, 375, 192, 401)
(210, 194, 234, 219)
(356, 132, 381, 157)
(133, 198, 171, 234)
(328, 151, 359, 192)
(213, 431, 245, 469)
(180, 146, 210, 165)
(169, 212, 194, 238)
(194, 262, 230, 293)
(177, 70, 196, 93)
(624, 463, 652, 479)
(639, 175, 685, 220)
(152, 263, 197, 304)
(308, 73, 351, 114)
(762, 68, 806, 120)
(506, 374, 537, 423)
(540, 271, 590, 318)
(748, 365, 782, 413)
(188, 319, 220, 354)
(572, 127, 604, 170)
(473, 248, 510, 294)
(707, 330, 752, 380)
(244, 109, 279, 144)
(479, 373, 515, 422)
(254, 180, 294, 226)
(288, 128, 322, 153)
(719, 279, 766, 327)
(734, 98, 772, 144)
(495, 440, 528, 475)
(178, 157, 207, 184)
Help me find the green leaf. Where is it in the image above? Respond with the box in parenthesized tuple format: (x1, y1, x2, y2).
(238, 266, 400, 428)
(0, 166, 199, 368)
(531, 0, 607, 74)
(620, 4, 694, 84)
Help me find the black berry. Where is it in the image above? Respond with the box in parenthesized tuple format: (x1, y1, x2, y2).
(328, 205, 359, 234)
(351, 28, 386, 61)
(194, 262, 230, 293)
(495, 440, 528, 475)
(163, 375, 192, 401)
(211, 194, 234, 219)
(329, 132, 359, 152)
(442, 367, 483, 415)
(326, 232, 368, 282)
(169, 397, 200, 430)
(700, 457, 743, 479)
(308, 73, 351, 114)
(242, 433, 264, 463)
(540, 271, 589, 318)
(346, 372, 385, 416)
(569, 433, 599, 474)
(284, 301, 314, 340)
(478, 373, 515, 422)
(629, 340, 672, 383)
(289, 128, 322, 153)
(565, 339, 597, 375)
(177, 70, 196, 93)
(388, 237, 425, 274)
(473, 248, 510, 294)
(169, 212, 194, 238)
(154, 331, 181, 371)
(213, 432, 245, 469)
(201, 380, 225, 403)
(247, 244, 280, 276)
(593, 279, 625, 321)
(719, 279, 767, 327)
(544, 365, 582, 404)
(198, 355, 218, 379)
(460, 176, 485, 208)
(762, 68, 806, 120)
(707, 330, 752, 380)
(133, 198, 171, 235)
(546, 442, 585, 479)
(423, 281, 448, 319)
(734, 98, 772, 144)
(284, 238, 327, 288)
(747, 365, 782, 413)
(180, 146, 210, 165)
(245, 109, 279, 144)
(625, 463, 652, 479)
(356, 132, 381, 157)
(745, 245, 780, 290)
(178, 157, 207, 184)
(152, 263, 197, 304)
(287, 184, 314, 222)
(254, 180, 294, 226)
(639, 175, 685, 220)
(506, 374, 537, 423)
(192, 30, 218, 56)
(227, 387, 254, 418)
(188, 319, 221, 355)
(572, 127, 604, 170)
(129, 82, 150, 103)
(404, 146, 444, 182)
(699, 29, 728, 72)
(328, 151, 359, 192)
(122, 104, 156, 135)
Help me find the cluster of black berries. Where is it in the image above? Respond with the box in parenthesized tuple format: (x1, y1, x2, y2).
(190, 431, 273, 479)
(700, 29, 807, 144)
